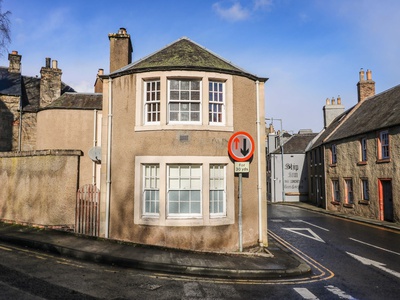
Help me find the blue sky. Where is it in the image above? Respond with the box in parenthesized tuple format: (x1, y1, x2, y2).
(2, 0, 400, 133)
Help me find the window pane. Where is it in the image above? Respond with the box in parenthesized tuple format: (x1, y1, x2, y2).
(170, 91, 179, 100)
(170, 80, 179, 89)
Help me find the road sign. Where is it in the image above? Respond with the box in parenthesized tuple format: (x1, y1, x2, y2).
(234, 162, 250, 173)
(228, 131, 255, 162)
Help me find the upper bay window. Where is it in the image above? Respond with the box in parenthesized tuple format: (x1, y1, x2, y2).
(168, 80, 201, 123)
(135, 71, 233, 131)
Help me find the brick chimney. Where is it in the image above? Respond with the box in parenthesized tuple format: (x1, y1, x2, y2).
(40, 58, 62, 108)
(94, 68, 104, 93)
(357, 68, 375, 102)
(108, 27, 132, 73)
(8, 50, 22, 73)
(323, 96, 345, 128)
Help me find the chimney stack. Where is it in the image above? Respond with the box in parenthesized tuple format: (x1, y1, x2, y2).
(40, 57, 62, 108)
(323, 96, 345, 128)
(8, 50, 22, 73)
(357, 68, 375, 102)
(94, 68, 104, 93)
(108, 27, 133, 73)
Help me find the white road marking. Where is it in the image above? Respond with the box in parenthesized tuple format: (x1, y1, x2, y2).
(282, 228, 325, 243)
(325, 285, 357, 299)
(292, 220, 329, 231)
(293, 287, 319, 299)
(347, 252, 400, 280)
(349, 238, 400, 256)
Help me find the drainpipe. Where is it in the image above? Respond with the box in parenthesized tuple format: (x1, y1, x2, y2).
(256, 80, 263, 246)
(92, 109, 97, 185)
(18, 72, 22, 151)
(105, 78, 113, 238)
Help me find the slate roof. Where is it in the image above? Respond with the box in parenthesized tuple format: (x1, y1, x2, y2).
(42, 92, 102, 110)
(110, 37, 267, 82)
(327, 84, 400, 142)
(273, 133, 318, 154)
(0, 66, 76, 112)
(308, 84, 400, 149)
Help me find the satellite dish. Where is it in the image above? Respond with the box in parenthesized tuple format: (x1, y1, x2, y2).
(88, 146, 101, 164)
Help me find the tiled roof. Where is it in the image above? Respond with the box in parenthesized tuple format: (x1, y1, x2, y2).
(43, 92, 102, 110)
(111, 37, 267, 81)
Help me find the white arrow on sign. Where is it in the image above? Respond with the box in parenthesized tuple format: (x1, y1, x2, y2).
(282, 228, 325, 243)
(346, 252, 400, 280)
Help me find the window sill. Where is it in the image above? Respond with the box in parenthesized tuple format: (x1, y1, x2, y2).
(376, 158, 390, 164)
(135, 125, 234, 132)
(329, 163, 337, 168)
(343, 203, 354, 208)
(331, 201, 340, 206)
(357, 161, 367, 166)
(358, 200, 370, 205)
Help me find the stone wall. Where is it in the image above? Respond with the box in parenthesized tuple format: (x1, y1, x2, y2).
(0, 150, 82, 228)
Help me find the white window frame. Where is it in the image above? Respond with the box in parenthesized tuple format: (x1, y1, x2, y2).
(361, 179, 369, 201)
(135, 71, 234, 132)
(168, 79, 201, 124)
(143, 164, 160, 216)
(134, 156, 234, 227)
(144, 80, 161, 124)
(344, 178, 354, 204)
(379, 130, 389, 159)
(209, 164, 226, 217)
(331, 144, 337, 164)
(332, 179, 340, 202)
(361, 137, 367, 162)
(167, 164, 202, 218)
(208, 81, 225, 125)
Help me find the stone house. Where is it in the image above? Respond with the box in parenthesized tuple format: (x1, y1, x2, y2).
(98, 28, 268, 251)
(0, 52, 75, 152)
(0, 52, 102, 228)
(307, 70, 399, 223)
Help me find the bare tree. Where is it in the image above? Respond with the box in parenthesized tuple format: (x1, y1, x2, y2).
(0, 0, 11, 55)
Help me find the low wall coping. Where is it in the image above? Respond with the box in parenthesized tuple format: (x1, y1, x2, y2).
(0, 149, 83, 158)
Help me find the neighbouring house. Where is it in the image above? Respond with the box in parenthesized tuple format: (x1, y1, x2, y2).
(266, 127, 316, 202)
(306, 96, 345, 207)
(98, 28, 268, 251)
(0, 52, 75, 152)
(307, 69, 400, 223)
(0, 52, 102, 229)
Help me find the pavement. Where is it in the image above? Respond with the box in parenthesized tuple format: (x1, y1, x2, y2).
(0, 202, 398, 280)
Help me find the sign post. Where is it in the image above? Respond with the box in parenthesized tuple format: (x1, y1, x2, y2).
(228, 132, 255, 252)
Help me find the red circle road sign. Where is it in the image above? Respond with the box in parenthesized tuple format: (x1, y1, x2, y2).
(228, 131, 255, 162)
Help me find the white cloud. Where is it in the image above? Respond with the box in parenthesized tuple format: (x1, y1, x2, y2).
(213, 1, 250, 21)
(253, 0, 273, 10)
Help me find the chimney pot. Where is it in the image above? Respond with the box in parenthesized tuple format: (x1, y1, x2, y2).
(98, 68, 104, 76)
(359, 68, 365, 81)
(52, 60, 58, 69)
(11, 50, 18, 55)
(337, 95, 341, 105)
(45, 57, 51, 68)
(366, 69, 372, 81)
(326, 98, 330, 105)
(331, 97, 335, 105)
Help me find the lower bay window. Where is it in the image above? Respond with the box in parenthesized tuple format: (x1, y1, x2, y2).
(135, 156, 233, 226)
